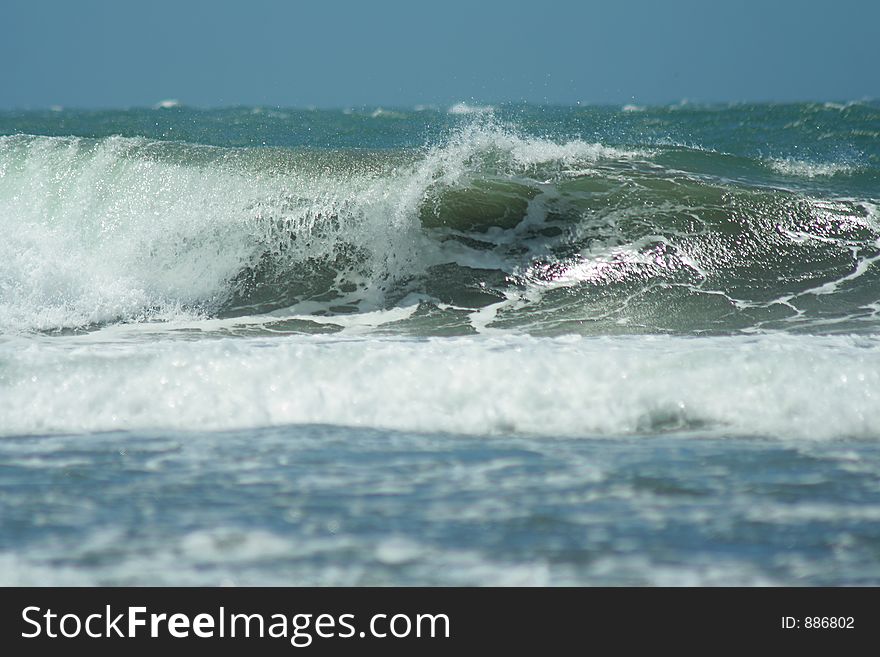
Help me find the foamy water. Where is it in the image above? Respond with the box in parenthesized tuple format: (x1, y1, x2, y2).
(2, 333, 879, 440)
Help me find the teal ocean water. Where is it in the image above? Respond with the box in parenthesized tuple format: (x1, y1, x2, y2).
(1, 102, 880, 584)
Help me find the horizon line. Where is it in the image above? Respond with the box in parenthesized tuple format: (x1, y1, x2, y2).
(1, 97, 877, 113)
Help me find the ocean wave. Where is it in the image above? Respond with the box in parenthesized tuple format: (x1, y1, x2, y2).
(0, 128, 645, 332)
(0, 126, 877, 336)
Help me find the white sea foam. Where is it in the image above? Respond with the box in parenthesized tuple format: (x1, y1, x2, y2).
(1, 333, 878, 440)
(0, 536, 779, 586)
(415, 121, 645, 188)
(0, 135, 426, 331)
(448, 102, 494, 115)
(769, 158, 855, 178)
(369, 107, 407, 119)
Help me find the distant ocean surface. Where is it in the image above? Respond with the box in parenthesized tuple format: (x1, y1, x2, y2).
(2, 102, 880, 585)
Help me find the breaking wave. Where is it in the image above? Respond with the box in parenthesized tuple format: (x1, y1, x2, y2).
(0, 122, 878, 337)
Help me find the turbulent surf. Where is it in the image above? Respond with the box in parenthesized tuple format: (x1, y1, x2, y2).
(2, 103, 880, 585)
(2, 105, 879, 339)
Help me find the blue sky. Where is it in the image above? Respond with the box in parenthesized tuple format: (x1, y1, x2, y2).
(2, 0, 877, 108)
